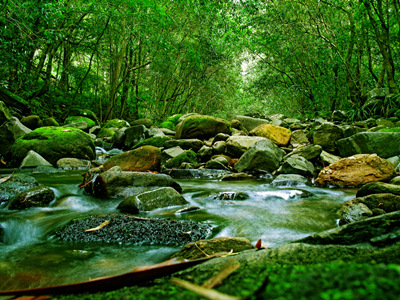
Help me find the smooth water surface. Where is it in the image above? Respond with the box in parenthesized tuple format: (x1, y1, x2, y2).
(0, 169, 356, 291)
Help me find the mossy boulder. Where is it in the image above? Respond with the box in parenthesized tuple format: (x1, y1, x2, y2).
(8, 186, 55, 210)
(65, 116, 96, 128)
(165, 150, 198, 169)
(163, 139, 204, 151)
(11, 126, 96, 166)
(103, 119, 130, 129)
(175, 115, 232, 139)
(42, 117, 59, 126)
(166, 114, 182, 124)
(69, 108, 99, 124)
(131, 136, 173, 149)
(20, 115, 43, 130)
(104, 145, 161, 172)
(97, 127, 116, 138)
(130, 118, 153, 128)
(159, 121, 175, 131)
(0, 117, 31, 161)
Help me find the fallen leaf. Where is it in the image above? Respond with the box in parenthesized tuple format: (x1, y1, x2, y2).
(1, 159, 6, 165)
(84, 220, 110, 232)
(0, 172, 14, 185)
(255, 239, 267, 250)
(171, 278, 242, 300)
(203, 258, 240, 289)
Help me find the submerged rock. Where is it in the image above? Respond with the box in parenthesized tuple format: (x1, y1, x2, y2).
(0, 173, 38, 205)
(171, 237, 253, 260)
(8, 186, 55, 210)
(117, 187, 189, 213)
(55, 214, 212, 246)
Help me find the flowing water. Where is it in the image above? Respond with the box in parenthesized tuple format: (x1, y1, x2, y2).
(0, 168, 357, 291)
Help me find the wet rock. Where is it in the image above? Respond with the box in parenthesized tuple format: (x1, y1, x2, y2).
(339, 193, 400, 225)
(165, 150, 198, 169)
(170, 237, 253, 260)
(225, 136, 266, 157)
(20, 150, 53, 168)
(147, 127, 165, 138)
(356, 182, 400, 198)
(55, 214, 211, 246)
(271, 174, 309, 187)
(174, 206, 200, 214)
(103, 146, 161, 172)
(175, 115, 232, 140)
(32, 166, 63, 174)
(0, 117, 31, 161)
(336, 132, 400, 159)
(11, 126, 95, 166)
(197, 145, 213, 161)
(278, 155, 315, 177)
(21, 115, 43, 130)
(213, 192, 249, 200)
(57, 158, 91, 170)
(284, 144, 322, 161)
(339, 203, 373, 225)
(161, 146, 184, 165)
(8, 186, 55, 210)
(83, 170, 182, 198)
(312, 122, 343, 153)
(163, 139, 204, 151)
(206, 156, 229, 169)
(0, 173, 38, 205)
(164, 169, 230, 179)
(213, 133, 230, 144)
(112, 127, 128, 148)
(290, 130, 309, 147)
(234, 139, 284, 173)
(320, 150, 341, 166)
(117, 187, 189, 213)
(221, 173, 253, 181)
(296, 210, 400, 247)
(212, 141, 226, 155)
(131, 136, 172, 150)
(315, 154, 395, 187)
(250, 124, 292, 147)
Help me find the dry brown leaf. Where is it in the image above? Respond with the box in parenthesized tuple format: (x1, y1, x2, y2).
(171, 278, 242, 300)
(203, 261, 240, 289)
(84, 220, 110, 232)
(0, 172, 14, 185)
(255, 239, 267, 250)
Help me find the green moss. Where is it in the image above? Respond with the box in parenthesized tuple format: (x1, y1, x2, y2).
(380, 127, 400, 132)
(54, 262, 400, 300)
(65, 116, 96, 127)
(166, 114, 182, 125)
(165, 150, 198, 168)
(70, 108, 99, 124)
(131, 136, 173, 149)
(103, 119, 130, 129)
(159, 121, 175, 131)
(177, 115, 232, 139)
(97, 127, 116, 138)
(11, 126, 95, 165)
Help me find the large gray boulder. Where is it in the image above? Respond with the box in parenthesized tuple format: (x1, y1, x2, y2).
(235, 115, 270, 132)
(312, 122, 343, 153)
(225, 136, 266, 157)
(117, 187, 189, 213)
(234, 139, 284, 172)
(278, 155, 315, 177)
(336, 132, 400, 159)
(0, 117, 31, 160)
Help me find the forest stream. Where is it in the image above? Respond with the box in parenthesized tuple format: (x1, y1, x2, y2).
(0, 168, 356, 292)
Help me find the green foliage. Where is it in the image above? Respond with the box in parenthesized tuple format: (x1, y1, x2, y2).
(380, 127, 400, 132)
(159, 121, 175, 131)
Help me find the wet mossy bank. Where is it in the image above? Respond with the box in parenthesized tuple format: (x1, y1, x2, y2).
(55, 262, 400, 300)
(55, 214, 212, 246)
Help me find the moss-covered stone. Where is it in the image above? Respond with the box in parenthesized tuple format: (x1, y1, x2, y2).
(166, 114, 182, 124)
(175, 115, 232, 139)
(96, 127, 116, 138)
(130, 118, 153, 128)
(11, 126, 95, 166)
(69, 108, 99, 124)
(42, 117, 59, 126)
(131, 136, 173, 149)
(65, 116, 96, 128)
(165, 150, 198, 169)
(159, 121, 175, 131)
(20, 115, 43, 130)
(8, 185, 55, 210)
(103, 119, 130, 129)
